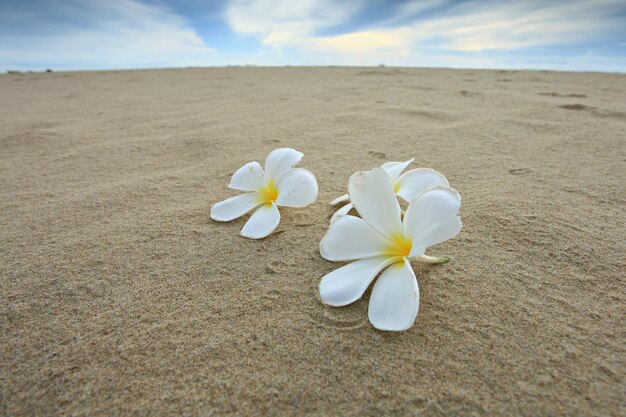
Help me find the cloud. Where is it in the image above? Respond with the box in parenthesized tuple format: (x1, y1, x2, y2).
(410, 0, 626, 52)
(224, 0, 626, 70)
(225, 0, 364, 47)
(311, 29, 413, 54)
(308, 0, 626, 53)
(0, 0, 215, 71)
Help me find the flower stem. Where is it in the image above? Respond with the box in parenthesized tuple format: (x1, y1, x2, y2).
(415, 255, 450, 265)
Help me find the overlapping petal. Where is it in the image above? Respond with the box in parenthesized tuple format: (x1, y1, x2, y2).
(240, 203, 281, 239)
(210, 193, 261, 222)
(348, 167, 403, 238)
(381, 158, 414, 182)
(368, 259, 420, 331)
(264, 148, 303, 182)
(395, 168, 449, 203)
(320, 215, 391, 261)
(330, 193, 350, 206)
(329, 202, 353, 222)
(228, 161, 266, 191)
(275, 168, 318, 208)
(319, 257, 393, 307)
(403, 185, 462, 258)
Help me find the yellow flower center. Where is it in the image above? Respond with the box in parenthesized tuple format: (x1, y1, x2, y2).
(393, 181, 400, 194)
(258, 180, 279, 204)
(384, 233, 412, 260)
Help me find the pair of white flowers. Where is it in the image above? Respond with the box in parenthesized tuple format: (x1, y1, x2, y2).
(211, 148, 462, 331)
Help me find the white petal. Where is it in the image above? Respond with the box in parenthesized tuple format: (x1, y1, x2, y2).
(329, 202, 353, 222)
(228, 161, 266, 191)
(264, 148, 303, 182)
(403, 185, 462, 258)
(381, 158, 414, 182)
(210, 193, 261, 222)
(275, 168, 318, 208)
(319, 257, 394, 307)
(240, 203, 281, 239)
(320, 215, 390, 261)
(395, 168, 450, 203)
(368, 259, 419, 332)
(348, 167, 403, 238)
(330, 193, 350, 205)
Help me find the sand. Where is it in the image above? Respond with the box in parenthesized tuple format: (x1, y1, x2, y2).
(1, 67, 624, 416)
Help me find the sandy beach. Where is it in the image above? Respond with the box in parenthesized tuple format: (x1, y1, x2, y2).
(1, 67, 624, 416)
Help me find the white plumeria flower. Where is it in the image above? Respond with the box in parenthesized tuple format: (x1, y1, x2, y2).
(329, 158, 450, 222)
(319, 167, 462, 331)
(211, 148, 318, 239)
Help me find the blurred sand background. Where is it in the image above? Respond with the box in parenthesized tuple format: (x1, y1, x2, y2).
(1, 67, 624, 416)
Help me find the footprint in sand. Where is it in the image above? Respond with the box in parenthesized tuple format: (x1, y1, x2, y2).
(265, 259, 294, 274)
(392, 108, 456, 122)
(539, 92, 587, 98)
(558, 103, 626, 120)
(290, 212, 315, 227)
(509, 168, 532, 175)
(308, 301, 369, 330)
(559, 104, 588, 110)
(368, 151, 387, 159)
(460, 90, 479, 97)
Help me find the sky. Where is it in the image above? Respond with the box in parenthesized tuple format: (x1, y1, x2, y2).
(1, 0, 625, 72)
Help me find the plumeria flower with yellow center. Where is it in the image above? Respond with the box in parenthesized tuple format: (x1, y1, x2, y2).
(329, 158, 450, 222)
(211, 148, 318, 239)
(319, 167, 462, 331)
